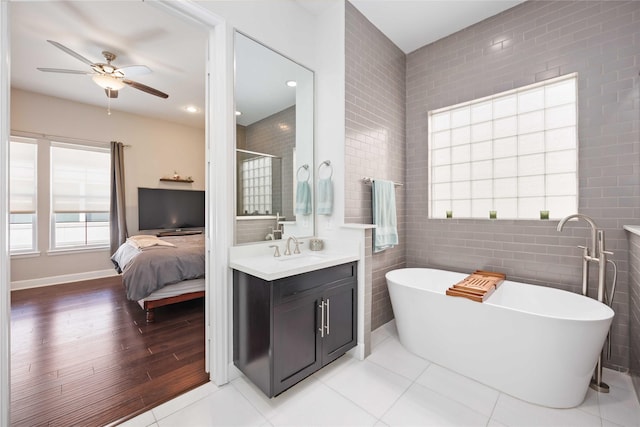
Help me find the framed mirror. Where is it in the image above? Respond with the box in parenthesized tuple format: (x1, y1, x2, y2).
(234, 31, 314, 244)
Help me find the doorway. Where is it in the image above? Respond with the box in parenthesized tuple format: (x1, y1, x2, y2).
(1, 1, 232, 425)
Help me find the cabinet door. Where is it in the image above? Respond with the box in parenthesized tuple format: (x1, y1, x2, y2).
(273, 292, 322, 396)
(321, 280, 357, 365)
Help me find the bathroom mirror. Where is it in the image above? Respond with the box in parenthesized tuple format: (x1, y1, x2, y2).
(234, 31, 314, 244)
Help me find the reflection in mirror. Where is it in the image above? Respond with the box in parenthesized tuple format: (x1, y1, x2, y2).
(236, 149, 283, 217)
(234, 31, 314, 244)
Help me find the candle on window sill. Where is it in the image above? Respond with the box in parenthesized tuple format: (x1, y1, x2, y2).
(540, 210, 550, 220)
(489, 210, 497, 219)
(446, 210, 453, 219)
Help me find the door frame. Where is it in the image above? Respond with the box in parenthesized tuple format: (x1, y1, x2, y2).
(0, 2, 235, 425)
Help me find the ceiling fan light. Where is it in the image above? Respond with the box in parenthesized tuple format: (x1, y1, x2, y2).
(92, 74, 125, 91)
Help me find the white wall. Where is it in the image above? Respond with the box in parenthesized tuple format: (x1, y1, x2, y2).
(10, 88, 205, 285)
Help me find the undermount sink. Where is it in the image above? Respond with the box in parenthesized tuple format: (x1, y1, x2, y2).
(276, 253, 326, 262)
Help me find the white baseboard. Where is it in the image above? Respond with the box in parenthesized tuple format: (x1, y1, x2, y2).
(11, 269, 119, 291)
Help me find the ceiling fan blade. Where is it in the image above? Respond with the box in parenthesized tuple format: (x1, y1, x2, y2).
(37, 67, 92, 75)
(105, 89, 119, 99)
(46, 40, 95, 67)
(117, 65, 151, 77)
(123, 79, 169, 99)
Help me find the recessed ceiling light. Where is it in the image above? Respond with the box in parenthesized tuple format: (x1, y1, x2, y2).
(183, 105, 200, 114)
(235, 111, 242, 116)
(286, 80, 297, 87)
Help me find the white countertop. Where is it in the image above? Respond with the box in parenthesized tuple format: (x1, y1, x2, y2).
(624, 225, 640, 236)
(230, 248, 359, 281)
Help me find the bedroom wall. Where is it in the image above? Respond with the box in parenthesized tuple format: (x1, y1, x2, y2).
(10, 88, 205, 286)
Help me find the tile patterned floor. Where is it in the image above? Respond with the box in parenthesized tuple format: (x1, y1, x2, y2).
(118, 320, 640, 427)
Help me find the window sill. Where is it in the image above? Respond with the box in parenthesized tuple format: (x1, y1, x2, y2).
(47, 246, 110, 256)
(10, 250, 41, 259)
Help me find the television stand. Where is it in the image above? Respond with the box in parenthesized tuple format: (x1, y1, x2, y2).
(157, 230, 203, 237)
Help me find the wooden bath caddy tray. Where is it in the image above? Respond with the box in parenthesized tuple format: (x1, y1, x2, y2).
(446, 270, 506, 302)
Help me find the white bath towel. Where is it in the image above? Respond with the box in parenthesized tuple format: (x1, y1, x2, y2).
(317, 177, 333, 215)
(372, 179, 398, 253)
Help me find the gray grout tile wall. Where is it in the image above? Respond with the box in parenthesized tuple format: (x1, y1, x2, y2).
(405, 0, 640, 370)
(345, 2, 406, 331)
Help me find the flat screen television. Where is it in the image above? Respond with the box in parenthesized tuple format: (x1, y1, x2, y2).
(138, 187, 205, 231)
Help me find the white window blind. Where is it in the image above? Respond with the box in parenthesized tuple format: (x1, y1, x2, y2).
(50, 142, 110, 249)
(10, 138, 37, 214)
(428, 73, 578, 220)
(9, 137, 37, 253)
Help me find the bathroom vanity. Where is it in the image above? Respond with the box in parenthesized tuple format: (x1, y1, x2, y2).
(232, 260, 357, 397)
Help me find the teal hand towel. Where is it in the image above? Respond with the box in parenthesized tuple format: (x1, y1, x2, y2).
(317, 178, 333, 215)
(372, 179, 398, 253)
(295, 181, 312, 215)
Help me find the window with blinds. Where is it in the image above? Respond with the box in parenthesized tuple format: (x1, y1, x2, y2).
(428, 73, 578, 220)
(9, 137, 37, 253)
(50, 142, 110, 249)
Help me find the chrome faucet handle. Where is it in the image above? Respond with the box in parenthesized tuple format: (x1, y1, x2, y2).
(294, 241, 303, 254)
(269, 245, 281, 257)
(602, 250, 614, 256)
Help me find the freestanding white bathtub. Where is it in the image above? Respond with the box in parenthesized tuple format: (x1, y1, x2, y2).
(386, 268, 614, 408)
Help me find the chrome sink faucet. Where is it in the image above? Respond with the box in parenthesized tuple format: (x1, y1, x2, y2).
(284, 236, 302, 256)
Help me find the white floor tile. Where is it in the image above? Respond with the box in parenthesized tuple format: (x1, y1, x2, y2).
(323, 359, 412, 418)
(416, 364, 499, 417)
(382, 382, 488, 426)
(371, 324, 391, 349)
(119, 320, 640, 427)
(312, 353, 357, 383)
(231, 373, 320, 420)
(115, 411, 157, 427)
(268, 380, 378, 426)
(491, 393, 602, 427)
(603, 368, 636, 392)
(156, 384, 266, 427)
(598, 383, 640, 427)
(577, 387, 600, 418)
(366, 336, 430, 381)
(381, 319, 398, 338)
(151, 381, 219, 420)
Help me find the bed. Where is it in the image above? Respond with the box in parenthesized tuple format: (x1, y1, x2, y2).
(111, 234, 205, 323)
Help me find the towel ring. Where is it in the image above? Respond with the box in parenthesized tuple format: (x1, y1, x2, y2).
(318, 160, 333, 179)
(296, 164, 310, 182)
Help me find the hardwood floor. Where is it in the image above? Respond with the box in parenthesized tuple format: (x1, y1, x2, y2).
(10, 276, 209, 426)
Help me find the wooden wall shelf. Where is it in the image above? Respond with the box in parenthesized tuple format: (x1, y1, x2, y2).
(160, 178, 193, 183)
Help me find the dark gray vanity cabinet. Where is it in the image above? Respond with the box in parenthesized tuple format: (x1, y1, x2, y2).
(233, 262, 357, 397)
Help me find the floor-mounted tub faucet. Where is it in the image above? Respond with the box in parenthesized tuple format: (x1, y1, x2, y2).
(557, 213, 617, 394)
(557, 213, 598, 297)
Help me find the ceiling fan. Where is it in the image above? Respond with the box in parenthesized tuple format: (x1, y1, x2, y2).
(37, 40, 169, 100)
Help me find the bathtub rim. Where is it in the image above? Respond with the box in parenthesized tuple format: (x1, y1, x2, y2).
(386, 267, 615, 322)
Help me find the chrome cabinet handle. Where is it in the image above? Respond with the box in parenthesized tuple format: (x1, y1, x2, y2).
(325, 298, 330, 335)
(318, 301, 325, 338)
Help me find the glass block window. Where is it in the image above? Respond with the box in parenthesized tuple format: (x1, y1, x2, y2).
(241, 156, 273, 215)
(9, 137, 37, 253)
(428, 73, 578, 220)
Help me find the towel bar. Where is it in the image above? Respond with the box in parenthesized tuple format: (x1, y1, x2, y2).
(362, 177, 403, 187)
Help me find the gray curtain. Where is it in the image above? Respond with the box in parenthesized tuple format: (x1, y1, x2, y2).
(110, 141, 128, 254)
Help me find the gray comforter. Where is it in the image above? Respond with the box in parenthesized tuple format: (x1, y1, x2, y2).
(113, 235, 205, 301)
